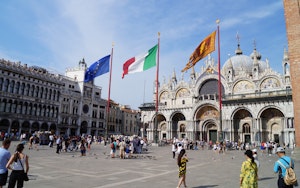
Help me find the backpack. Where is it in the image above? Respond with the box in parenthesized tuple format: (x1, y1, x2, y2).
(110, 143, 115, 149)
(277, 158, 297, 185)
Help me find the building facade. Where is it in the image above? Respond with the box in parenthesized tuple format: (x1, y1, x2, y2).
(141, 43, 294, 146)
(0, 58, 140, 139)
(121, 105, 141, 136)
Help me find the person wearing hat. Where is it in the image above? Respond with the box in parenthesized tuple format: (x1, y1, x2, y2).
(240, 150, 258, 188)
(273, 147, 295, 188)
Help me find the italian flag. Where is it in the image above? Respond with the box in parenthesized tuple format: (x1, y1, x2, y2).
(122, 44, 158, 78)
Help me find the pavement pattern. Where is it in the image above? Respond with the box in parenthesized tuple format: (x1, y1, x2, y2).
(5, 142, 300, 188)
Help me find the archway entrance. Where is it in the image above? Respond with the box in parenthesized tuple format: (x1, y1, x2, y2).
(243, 123, 251, 144)
(206, 124, 218, 143)
(11, 121, 19, 136)
(260, 108, 284, 143)
(233, 109, 252, 142)
(0, 119, 9, 134)
(171, 112, 185, 139)
(31, 122, 39, 133)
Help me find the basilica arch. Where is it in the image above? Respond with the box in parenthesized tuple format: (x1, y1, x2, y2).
(232, 108, 253, 143)
(170, 112, 186, 139)
(259, 107, 284, 144)
(152, 113, 167, 141)
(194, 105, 219, 143)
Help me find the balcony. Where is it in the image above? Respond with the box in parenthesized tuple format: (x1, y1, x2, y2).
(222, 89, 292, 104)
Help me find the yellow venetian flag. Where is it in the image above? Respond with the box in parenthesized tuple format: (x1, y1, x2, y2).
(182, 30, 216, 72)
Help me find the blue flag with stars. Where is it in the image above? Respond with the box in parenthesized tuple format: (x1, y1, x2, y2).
(84, 55, 110, 82)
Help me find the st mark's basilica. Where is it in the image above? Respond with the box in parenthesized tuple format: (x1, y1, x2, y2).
(140, 42, 294, 147)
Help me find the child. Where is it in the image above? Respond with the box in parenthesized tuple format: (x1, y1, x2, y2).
(125, 144, 131, 159)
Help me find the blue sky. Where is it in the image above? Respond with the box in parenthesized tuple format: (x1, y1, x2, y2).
(0, 0, 287, 109)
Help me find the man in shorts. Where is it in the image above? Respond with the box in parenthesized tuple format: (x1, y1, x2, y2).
(0, 138, 11, 188)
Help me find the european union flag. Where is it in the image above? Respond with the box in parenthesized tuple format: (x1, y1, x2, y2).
(84, 55, 110, 82)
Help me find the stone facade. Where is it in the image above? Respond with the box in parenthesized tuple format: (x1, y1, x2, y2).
(141, 43, 294, 146)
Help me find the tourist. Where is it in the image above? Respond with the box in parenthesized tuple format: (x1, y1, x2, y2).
(56, 135, 62, 154)
(172, 143, 177, 159)
(86, 135, 92, 153)
(240, 150, 258, 188)
(79, 140, 86, 156)
(0, 139, 11, 188)
(119, 140, 126, 159)
(48, 134, 54, 148)
(28, 134, 34, 150)
(110, 139, 117, 158)
(177, 149, 188, 188)
(176, 143, 183, 155)
(252, 149, 260, 168)
(6, 143, 29, 188)
(273, 147, 295, 188)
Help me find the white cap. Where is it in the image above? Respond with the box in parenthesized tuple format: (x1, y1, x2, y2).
(276, 147, 285, 153)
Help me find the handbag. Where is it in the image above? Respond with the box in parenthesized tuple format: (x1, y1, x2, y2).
(17, 154, 29, 181)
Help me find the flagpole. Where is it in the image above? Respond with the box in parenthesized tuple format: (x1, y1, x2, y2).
(106, 43, 114, 141)
(216, 19, 223, 141)
(154, 32, 160, 144)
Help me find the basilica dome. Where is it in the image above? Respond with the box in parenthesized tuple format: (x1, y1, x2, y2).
(222, 44, 253, 77)
(222, 44, 268, 77)
(222, 54, 253, 75)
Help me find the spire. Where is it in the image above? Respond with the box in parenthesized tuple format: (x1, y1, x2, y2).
(191, 66, 195, 76)
(253, 53, 259, 66)
(190, 66, 195, 79)
(79, 58, 87, 68)
(172, 68, 177, 82)
(250, 40, 262, 60)
(235, 32, 243, 55)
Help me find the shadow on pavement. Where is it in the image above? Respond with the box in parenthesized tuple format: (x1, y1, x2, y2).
(258, 177, 276, 181)
(192, 185, 218, 188)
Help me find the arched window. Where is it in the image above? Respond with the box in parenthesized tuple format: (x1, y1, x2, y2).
(9, 81, 15, 93)
(44, 88, 48, 99)
(6, 100, 12, 112)
(4, 79, 9, 92)
(0, 78, 3, 91)
(30, 85, 35, 97)
(243, 124, 251, 133)
(53, 90, 56, 100)
(35, 86, 39, 97)
(49, 89, 52, 100)
(40, 87, 44, 98)
(0, 99, 6, 112)
(180, 124, 186, 132)
(25, 84, 30, 96)
(15, 82, 20, 94)
(20, 83, 25, 95)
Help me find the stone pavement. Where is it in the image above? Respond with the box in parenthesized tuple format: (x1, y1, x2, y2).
(5, 142, 300, 188)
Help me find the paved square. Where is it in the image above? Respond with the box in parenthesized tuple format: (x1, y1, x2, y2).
(6, 142, 300, 188)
